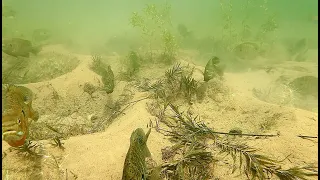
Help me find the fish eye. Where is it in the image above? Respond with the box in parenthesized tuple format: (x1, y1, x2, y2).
(17, 118, 21, 124)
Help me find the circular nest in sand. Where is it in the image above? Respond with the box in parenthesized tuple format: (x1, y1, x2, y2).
(2, 51, 80, 84)
(252, 75, 318, 112)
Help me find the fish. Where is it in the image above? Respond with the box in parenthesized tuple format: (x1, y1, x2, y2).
(127, 51, 140, 75)
(204, 56, 222, 82)
(2, 84, 39, 147)
(290, 38, 308, 62)
(233, 42, 259, 60)
(2, 5, 16, 18)
(2, 38, 42, 58)
(32, 28, 51, 43)
(177, 24, 193, 38)
(122, 128, 151, 180)
(290, 38, 307, 54)
(101, 65, 115, 94)
(288, 76, 318, 98)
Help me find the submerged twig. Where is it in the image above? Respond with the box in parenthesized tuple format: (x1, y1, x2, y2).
(297, 135, 318, 139)
(212, 131, 279, 137)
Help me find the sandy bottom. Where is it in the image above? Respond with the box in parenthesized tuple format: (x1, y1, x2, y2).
(2, 45, 318, 180)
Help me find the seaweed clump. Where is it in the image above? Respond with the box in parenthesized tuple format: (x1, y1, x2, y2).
(129, 3, 178, 65)
(151, 103, 318, 180)
(146, 63, 199, 105)
(119, 50, 142, 81)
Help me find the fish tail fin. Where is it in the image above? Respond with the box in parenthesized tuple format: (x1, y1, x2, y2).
(31, 45, 42, 55)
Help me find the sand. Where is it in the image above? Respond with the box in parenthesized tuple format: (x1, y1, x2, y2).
(2, 44, 318, 180)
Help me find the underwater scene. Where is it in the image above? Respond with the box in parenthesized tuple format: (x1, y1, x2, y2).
(2, 0, 318, 179)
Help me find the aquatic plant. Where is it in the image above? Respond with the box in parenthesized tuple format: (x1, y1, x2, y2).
(147, 63, 197, 104)
(255, 0, 278, 45)
(129, 2, 178, 64)
(154, 103, 318, 180)
(90, 54, 103, 72)
(164, 63, 182, 84)
(239, 0, 253, 41)
(161, 149, 214, 179)
(180, 75, 198, 104)
(118, 51, 141, 81)
(160, 29, 178, 64)
(219, 0, 278, 53)
(219, 0, 238, 51)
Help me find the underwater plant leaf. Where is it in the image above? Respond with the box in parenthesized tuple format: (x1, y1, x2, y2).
(157, 103, 318, 180)
(273, 165, 318, 180)
(165, 63, 182, 82)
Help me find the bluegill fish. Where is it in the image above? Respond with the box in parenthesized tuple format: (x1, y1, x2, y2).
(204, 56, 223, 82)
(289, 76, 318, 98)
(177, 24, 193, 38)
(122, 128, 151, 180)
(2, 85, 39, 147)
(2, 38, 41, 58)
(233, 42, 259, 60)
(101, 65, 115, 94)
(127, 51, 140, 76)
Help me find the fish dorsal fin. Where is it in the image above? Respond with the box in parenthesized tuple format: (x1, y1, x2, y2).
(145, 128, 151, 142)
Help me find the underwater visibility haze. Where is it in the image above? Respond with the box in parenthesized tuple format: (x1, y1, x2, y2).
(2, 0, 318, 179)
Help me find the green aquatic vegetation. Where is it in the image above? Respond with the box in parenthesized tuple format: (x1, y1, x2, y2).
(160, 29, 178, 64)
(156, 103, 318, 180)
(256, 13, 279, 48)
(219, 0, 278, 53)
(180, 75, 198, 105)
(148, 63, 199, 104)
(239, 0, 254, 41)
(219, 0, 238, 51)
(90, 54, 104, 73)
(129, 3, 178, 64)
(256, 0, 279, 42)
(118, 50, 142, 81)
(161, 149, 214, 179)
(165, 63, 183, 86)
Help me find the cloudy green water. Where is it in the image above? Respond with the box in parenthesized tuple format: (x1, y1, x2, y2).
(3, 0, 318, 53)
(1, 1, 318, 179)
